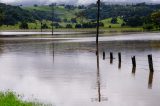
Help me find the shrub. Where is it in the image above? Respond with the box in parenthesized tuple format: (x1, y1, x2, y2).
(75, 24, 82, 28)
(0, 91, 46, 106)
(143, 24, 154, 31)
(19, 21, 28, 29)
(66, 24, 72, 28)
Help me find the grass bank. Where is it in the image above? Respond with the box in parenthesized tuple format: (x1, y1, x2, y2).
(0, 91, 48, 106)
(0, 27, 144, 32)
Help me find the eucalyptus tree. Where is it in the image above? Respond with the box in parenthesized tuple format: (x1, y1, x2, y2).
(0, 8, 4, 25)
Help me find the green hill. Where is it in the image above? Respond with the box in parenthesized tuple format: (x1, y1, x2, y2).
(101, 17, 124, 28)
(1, 2, 160, 30)
(22, 5, 88, 28)
(23, 5, 82, 20)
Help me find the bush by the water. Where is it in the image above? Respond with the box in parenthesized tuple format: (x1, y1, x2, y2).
(19, 22, 29, 29)
(143, 24, 154, 31)
(66, 24, 72, 28)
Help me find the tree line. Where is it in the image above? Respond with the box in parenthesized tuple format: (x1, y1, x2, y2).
(0, 2, 160, 30)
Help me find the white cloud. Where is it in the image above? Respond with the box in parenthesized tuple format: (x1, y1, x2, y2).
(1, 0, 160, 5)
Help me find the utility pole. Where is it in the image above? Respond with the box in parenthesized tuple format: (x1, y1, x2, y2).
(52, 3, 54, 35)
(41, 21, 42, 32)
(96, 0, 100, 53)
(96, 0, 100, 55)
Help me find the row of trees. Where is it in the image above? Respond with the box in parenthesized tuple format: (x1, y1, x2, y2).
(0, 3, 35, 25)
(84, 2, 159, 20)
(83, 2, 160, 29)
(123, 11, 160, 30)
(0, 2, 80, 26)
(0, 3, 59, 26)
(19, 21, 105, 29)
(143, 11, 160, 30)
(0, 8, 4, 26)
(1, 2, 160, 30)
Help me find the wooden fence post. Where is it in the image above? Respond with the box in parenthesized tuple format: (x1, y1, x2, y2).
(148, 55, 154, 72)
(118, 52, 121, 69)
(110, 52, 113, 64)
(103, 51, 105, 60)
(132, 56, 136, 68)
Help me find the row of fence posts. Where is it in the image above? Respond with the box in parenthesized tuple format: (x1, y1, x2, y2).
(102, 52, 154, 89)
(103, 52, 121, 67)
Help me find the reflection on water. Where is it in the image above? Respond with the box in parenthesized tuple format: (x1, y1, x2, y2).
(96, 46, 101, 102)
(110, 53, 113, 64)
(0, 33, 160, 106)
(52, 43, 55, 63)
(118, 53, 121, 69)
(148, 72, 154, 89)
(0, 32, 86, 36)
(132, 67, 136, 75)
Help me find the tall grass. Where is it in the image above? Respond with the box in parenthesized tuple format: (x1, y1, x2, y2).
(0, 91, 48, 106)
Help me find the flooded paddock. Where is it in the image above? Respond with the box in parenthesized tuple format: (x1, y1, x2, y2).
(0, 32, 160, 106)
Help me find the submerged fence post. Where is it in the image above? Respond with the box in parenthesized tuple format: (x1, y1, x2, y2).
(148, 55, 154, 72)
(131, 56, 136, 75)
(118, 53, 121, 63)
(132, 66, 136, 75)
(118, 52, 121, 69)
(110, 52, 113, 60)
(103, 51, 105, 60)
(132, 56, 136, 68)
(110, 52, 113, 64)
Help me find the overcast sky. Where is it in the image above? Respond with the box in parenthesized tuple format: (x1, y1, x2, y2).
(0, 0, 160, 5)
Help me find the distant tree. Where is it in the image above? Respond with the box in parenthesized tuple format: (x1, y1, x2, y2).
(53, 22, 60, 28)
(71, 18, 77, 23)
(34, 4, 38, 7)
(63, 18, 68, 22)
(136, 2, 146, 6)
(125, 16, 144, 27)
(65, 5, 75, 10)
(75, 24, 82, 28)
(111, 17, 117, 24)
(49, 3, 56, 7)
(75, 11, 85, 23)
(84, 2, 154, 21)
(143, 24, 154, 31)
(59, 4, 64, 6)
(121, 23, 126, 27)
(66, 24, 72, 28)
(53, 18, 61, 22)
(19, 21, 28, 29)
(82, 22, 96, 28)
(99, 22, 104, 27)
(78, 5, 85, 9)
(151, 11, 160, 28)
(41, 23, 48, 29)
(0, 8, 4, 26)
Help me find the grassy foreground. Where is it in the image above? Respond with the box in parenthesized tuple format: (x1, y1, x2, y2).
(0, 91, 47, 106)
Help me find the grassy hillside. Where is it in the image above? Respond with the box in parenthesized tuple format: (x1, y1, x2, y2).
(23, 5, 125, 28)
(101, 17, 124, 28)
(23, 5, 82, 20)
(1, 3, 155, 31)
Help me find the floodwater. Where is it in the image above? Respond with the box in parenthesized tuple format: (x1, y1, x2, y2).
(0, 31, 87, 36)
(0, 32, 160, 106)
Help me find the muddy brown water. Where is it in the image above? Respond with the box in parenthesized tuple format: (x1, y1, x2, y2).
(0, 33, 160, 106)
